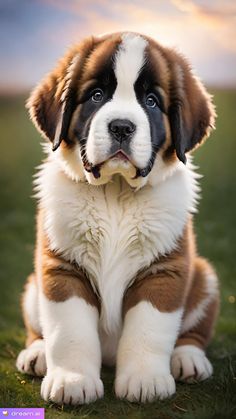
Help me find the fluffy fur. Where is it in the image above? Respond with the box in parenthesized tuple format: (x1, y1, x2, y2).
(16, 32, 219, 405)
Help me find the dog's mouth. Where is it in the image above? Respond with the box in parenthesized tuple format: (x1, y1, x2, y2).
(82, 150, 133, 179)
(81, 149, 157, 180)
(110, 150, 130, 162)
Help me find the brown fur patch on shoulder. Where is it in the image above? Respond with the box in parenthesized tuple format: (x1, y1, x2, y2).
(36, 209, 100, 311)
(123, 219, 196, 315)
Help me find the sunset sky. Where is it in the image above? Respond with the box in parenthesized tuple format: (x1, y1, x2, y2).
(1, 0, 236, 92)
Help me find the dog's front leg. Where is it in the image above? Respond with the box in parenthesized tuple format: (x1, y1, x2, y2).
(39, 264, 103, 405)
(115, 272, 186, 402)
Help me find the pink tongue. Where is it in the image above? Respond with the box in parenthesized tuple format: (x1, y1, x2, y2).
(114, 151, 128, 160)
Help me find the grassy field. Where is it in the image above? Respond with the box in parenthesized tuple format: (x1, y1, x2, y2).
(0, 90, 235, 419)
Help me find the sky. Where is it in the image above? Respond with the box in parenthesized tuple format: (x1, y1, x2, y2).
(0, 0, 236, 93)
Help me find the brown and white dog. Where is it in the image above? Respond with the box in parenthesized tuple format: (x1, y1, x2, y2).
(16, 32, 219, 404)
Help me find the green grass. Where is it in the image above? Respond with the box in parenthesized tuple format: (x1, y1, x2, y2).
(0, 90, 236, 418)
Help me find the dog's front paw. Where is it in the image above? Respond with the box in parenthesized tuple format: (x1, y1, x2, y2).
(16, 339, 46, 377)
(115, 371, 175, 402)
(41, 368, 104, 405)
(171, 345, 213, 382)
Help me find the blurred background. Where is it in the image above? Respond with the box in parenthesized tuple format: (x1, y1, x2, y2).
(0, 0, 235, 414)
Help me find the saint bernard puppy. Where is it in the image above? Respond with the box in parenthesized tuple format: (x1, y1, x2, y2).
(16, 32, 219, 404)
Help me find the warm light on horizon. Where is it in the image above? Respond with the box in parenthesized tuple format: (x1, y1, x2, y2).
(0, 0, 236, 93)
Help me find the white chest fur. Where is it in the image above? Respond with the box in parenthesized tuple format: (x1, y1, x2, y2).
(36, 157, 198, 337)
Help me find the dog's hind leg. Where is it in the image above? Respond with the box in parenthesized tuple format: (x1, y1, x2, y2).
(171, 257, 219, 382)
(16, 273, 46, 377)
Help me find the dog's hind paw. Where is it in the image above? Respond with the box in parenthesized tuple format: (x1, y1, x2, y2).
(16, 339, 46, 377)
(171, 345, 213, 383)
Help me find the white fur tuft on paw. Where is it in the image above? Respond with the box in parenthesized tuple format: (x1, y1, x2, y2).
(171, 344, 213, 383)
(16, 339, 46, 377)
(115, 371, 175, 402)
(41, 368, 104, 405)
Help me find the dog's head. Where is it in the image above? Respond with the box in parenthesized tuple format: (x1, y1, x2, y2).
(28, 32, 215, 187)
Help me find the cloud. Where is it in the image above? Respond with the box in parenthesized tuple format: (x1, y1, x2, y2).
(37, 0, 236, 87)
(172, 0, 236, 52)
(172, 0, 236, 16)
(41, 0, 236, 53)
(1, 0, 236, 90)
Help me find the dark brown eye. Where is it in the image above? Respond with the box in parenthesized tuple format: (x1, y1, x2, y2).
(146, 94, 158, 108)
(92, 89, 104, 103)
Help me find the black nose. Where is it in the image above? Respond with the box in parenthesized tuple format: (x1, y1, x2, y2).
(108, 119, 136, 142)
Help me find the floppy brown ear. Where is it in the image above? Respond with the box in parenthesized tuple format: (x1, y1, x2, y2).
(27, 38, 94, 151)
(27, 52, 80, 151)
(168, 54, 216, 163)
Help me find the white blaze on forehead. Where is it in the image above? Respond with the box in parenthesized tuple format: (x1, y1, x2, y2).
(114, 33, 147, 97)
